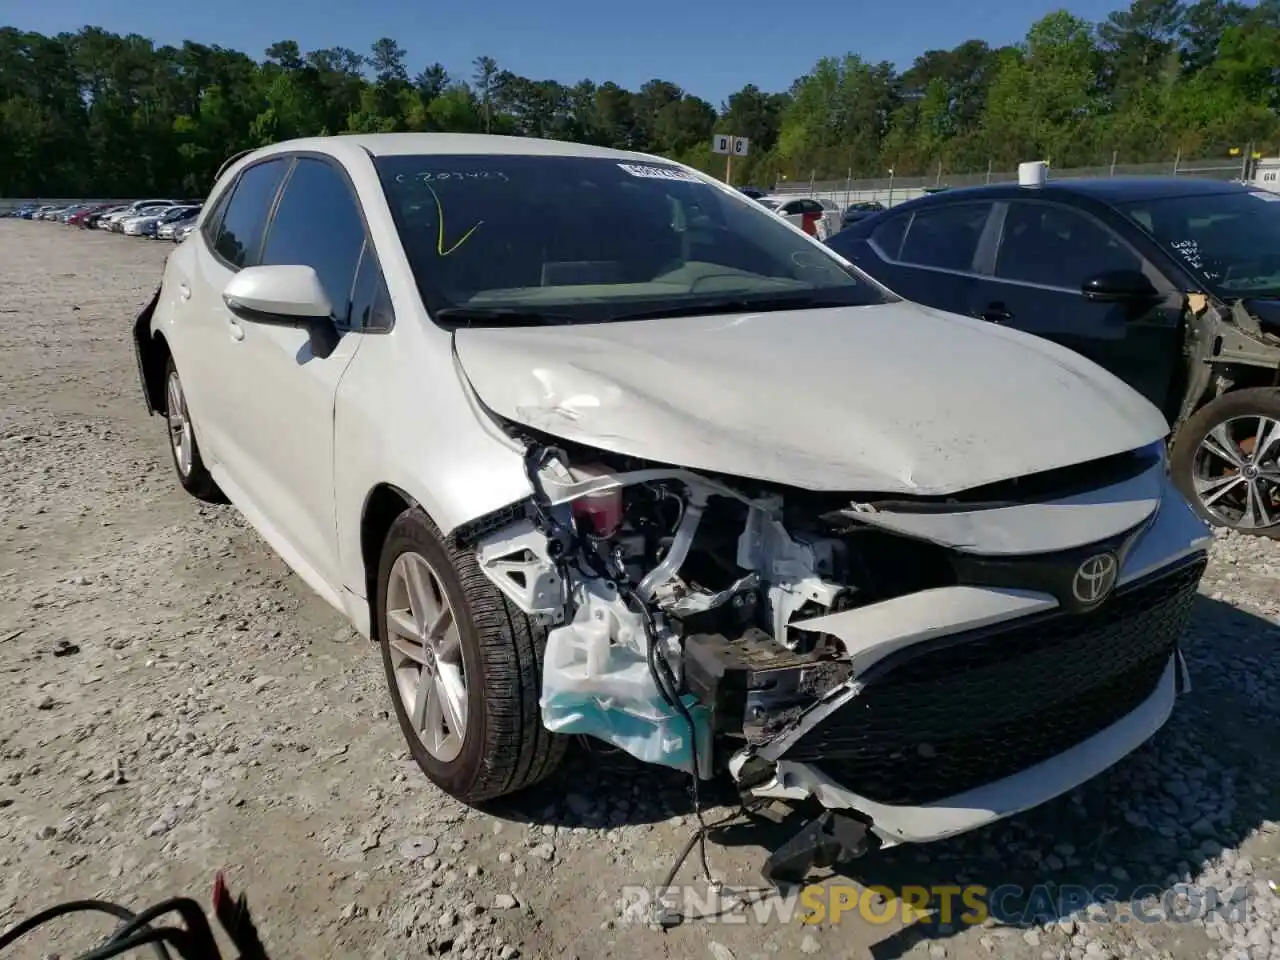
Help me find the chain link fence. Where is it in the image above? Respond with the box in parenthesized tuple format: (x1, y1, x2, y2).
(770, 155, 1255, 208)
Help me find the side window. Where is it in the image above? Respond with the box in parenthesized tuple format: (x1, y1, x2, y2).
(259, 157, 367, 328)
(213, 159, 288, 268)
(348, 241, 393, 332)
(869, 215, 909, 259)
(200, 179, 236, 246)
(996, 202, 1143, 289)
(899, 203, 992, 271)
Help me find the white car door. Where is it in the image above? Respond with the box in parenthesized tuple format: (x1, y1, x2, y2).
(210, 155, 370, 593)
(177, 157, 293, 475)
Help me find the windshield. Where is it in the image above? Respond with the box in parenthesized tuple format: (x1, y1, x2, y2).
(1121, 190, 1280, 297)
(374, 154, 886, 325)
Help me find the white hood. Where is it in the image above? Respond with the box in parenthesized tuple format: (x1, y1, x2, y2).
(453, 301, 1169, 495)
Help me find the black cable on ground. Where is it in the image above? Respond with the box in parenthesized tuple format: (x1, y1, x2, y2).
(78, 927, 188, 960)
(0, 899, 170, 960)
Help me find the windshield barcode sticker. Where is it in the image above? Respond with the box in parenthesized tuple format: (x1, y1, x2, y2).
(1250, 191, 1280, 202)
(617, 163, 701, 183)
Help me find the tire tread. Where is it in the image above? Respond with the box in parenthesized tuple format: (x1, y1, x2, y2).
(378, 507, 566, 802)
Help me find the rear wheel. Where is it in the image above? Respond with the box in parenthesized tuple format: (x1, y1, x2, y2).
(375, 507, 566, 802)
(1170, 387, 1280, 536)
(163, 357, 221, 501)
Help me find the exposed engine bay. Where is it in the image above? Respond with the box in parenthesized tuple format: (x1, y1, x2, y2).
(463, 436, 1209, 885)
(471, 444, 930, 776)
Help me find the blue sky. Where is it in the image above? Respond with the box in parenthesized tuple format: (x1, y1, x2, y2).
(2, 0, 1130, 106)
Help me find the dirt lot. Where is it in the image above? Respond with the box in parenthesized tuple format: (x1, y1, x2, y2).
(2, 221, 1280, 960)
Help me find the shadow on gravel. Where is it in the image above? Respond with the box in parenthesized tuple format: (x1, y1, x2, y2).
(492, 596, 1280, 955)
(483, 741, 733, 829)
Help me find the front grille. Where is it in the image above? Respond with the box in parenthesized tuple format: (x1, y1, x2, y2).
(786, 556, 1206, 806)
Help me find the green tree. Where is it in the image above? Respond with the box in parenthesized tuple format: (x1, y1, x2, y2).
(472, 55, 498, 133)
(984, 12, 1104, 166)
(3, 13, 1280, 198)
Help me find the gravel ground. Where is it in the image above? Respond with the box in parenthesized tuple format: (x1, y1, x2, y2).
(2, 220, 1280, 960)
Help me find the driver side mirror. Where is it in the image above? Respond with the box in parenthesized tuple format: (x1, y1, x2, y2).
(222, 265, 341, 359)
(1080, 269, 1160, 304)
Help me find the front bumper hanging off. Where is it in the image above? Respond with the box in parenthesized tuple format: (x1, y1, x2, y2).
(733, 479, 1211, 882)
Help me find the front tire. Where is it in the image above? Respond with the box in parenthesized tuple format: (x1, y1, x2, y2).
(375, 507, 566, 803)
(1170, 387, 1280, 536)
(163, 357, 221, 502)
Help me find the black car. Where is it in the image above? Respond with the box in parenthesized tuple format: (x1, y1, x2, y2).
(840, 200, 885, 229)
(827, 176, 1280, 536)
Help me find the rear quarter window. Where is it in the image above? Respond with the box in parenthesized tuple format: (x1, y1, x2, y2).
(868, 215, 909, 260)
(200, 177, 238, 246)
(899, 203, 992, 271)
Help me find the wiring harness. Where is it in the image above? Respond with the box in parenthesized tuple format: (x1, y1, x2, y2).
(521, 445, 754, 927)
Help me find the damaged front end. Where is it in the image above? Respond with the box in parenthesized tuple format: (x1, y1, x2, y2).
(467, 438, 1212, 883)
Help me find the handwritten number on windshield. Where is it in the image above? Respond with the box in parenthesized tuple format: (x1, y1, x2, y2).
(426, 183, 483, 257)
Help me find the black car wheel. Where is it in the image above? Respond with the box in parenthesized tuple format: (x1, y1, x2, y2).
(1170, 387, 1280, 536)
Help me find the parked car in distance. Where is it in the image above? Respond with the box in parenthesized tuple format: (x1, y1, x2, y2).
(162, 206, 202, 235)
(158, 210, 200, 240)
(102, 199, 176, 231)
(757, 196, 841, 238)
(826, 176, 1280, 536)
(67, 204, 112, 227)
(83, 205, 130, 229)
(60, 204, 94, 223)
(840, 200, 885, 228)
(133, 134, 1209, 878)
(124, 205, 201, 237)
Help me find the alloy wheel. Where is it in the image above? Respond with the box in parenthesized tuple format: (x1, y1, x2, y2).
(385, 551, 468, 763)
(1192, 414, 1280, 530)
(165, 371, 193, 478)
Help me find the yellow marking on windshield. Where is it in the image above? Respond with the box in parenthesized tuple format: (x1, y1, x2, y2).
(426, 184, 482, 256)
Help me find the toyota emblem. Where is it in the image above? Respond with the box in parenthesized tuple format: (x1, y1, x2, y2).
(1072, 553, 1118, 606)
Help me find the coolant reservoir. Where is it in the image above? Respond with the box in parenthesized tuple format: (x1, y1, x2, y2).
(567, 462, 623, 537)
(539, 583, 712, 775)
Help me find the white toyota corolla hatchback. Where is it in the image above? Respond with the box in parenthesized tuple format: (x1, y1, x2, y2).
(133, 133, 1211, 879)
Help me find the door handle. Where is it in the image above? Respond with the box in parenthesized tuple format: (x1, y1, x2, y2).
(228, 318, 245, 342)
(978, 302, 1014, 324)
(178, 283, 191, 301)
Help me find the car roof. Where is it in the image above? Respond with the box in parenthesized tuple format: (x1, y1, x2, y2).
(250, 132, 654, 162)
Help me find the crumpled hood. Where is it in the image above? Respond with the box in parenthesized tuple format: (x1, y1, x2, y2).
(453, 301, 1169, 495)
